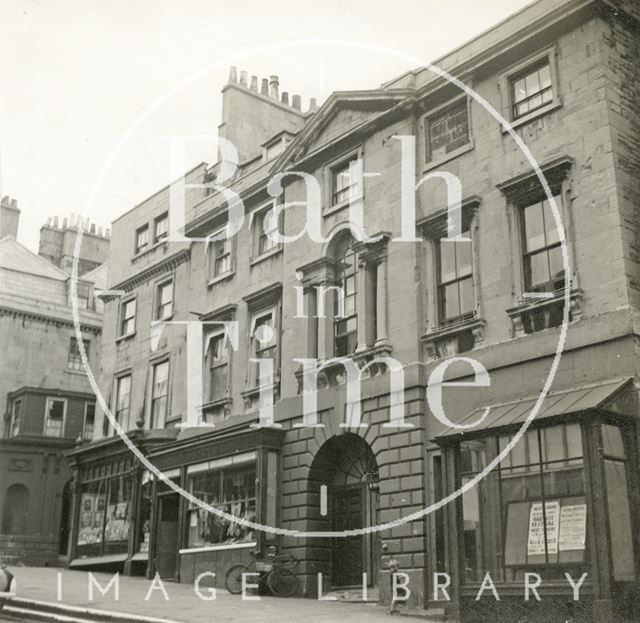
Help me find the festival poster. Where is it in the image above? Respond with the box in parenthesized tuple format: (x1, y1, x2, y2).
(527, 500, 560, 556)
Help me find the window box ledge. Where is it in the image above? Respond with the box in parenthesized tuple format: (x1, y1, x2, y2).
(250, 246, 282, 267)
(507, 288, 583, 337)
(421, 317, 486, 361)
(294, 343, 394, 393)
(207, 271, 235, 288)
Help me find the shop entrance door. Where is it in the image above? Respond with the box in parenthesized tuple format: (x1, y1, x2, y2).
(155, 494, 179, 579)
(332, 484, 366, 587)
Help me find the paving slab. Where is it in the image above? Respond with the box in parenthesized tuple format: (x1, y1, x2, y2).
(7, 567, 397, 623)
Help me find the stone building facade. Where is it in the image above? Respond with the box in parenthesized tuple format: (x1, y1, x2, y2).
(68, 0, 640, 621)
(0, 208, 106, 565)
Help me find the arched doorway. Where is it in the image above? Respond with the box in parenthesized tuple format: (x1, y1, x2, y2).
(308, 434, 379, 588)
(2, 483, 30, 535)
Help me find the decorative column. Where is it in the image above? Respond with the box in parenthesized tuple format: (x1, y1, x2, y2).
(355, 233, 391, 351)
(316, 279, 334, 360)
(374, 248, 389, 347)
(296, 258, 337, 361)
(306, 287, 318, 359)
(355, 256, 369, 352)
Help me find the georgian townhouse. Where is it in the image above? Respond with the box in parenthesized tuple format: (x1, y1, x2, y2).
(67, 0, 640, 621)
(0, 205, 107, 566)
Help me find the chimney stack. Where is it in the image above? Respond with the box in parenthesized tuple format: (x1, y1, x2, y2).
(261, 78, 269, 96)
(269, 75, 279, 99)
(292, 94, 301, 110)
(239, 70, 247, 87)
(228, 66, 237, 83)
(309, 98, 318, 112)
(0, 196, 20, 239)
(250, 75, 258, 91)
(281, 91, 289, 106)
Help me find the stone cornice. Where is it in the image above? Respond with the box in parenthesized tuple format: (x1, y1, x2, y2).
(102, 248, 191, 300)
(0, 305, 102, 334)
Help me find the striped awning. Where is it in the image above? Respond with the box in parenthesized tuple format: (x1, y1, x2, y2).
(436, 377, 635, 440)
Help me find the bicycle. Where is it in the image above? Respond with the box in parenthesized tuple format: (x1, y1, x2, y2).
(225, 549, 298, 597)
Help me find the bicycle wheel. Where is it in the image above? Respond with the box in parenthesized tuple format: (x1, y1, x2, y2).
(225, 563, 246, 595)
(267, 568, 298, 598)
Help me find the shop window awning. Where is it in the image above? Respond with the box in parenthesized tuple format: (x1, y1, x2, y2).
(436, 377, 636, 440)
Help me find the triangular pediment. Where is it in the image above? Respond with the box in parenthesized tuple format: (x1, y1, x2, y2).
(272, 89, 414, 170)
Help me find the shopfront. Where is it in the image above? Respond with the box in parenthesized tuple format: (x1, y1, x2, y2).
(67, 430, 177, 574)
(435, 379, 640, 623)
(146, 425, 285, 586)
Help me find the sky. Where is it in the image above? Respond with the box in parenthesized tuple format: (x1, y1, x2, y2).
(0, 0, 535, 252)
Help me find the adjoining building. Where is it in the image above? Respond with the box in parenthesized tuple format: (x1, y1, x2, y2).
(67, 0, 640, 621)
(0, 202, 107, 566)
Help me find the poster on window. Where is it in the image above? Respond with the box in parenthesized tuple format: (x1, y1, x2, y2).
(527, 500, 560, 556)
(558, 503, 587, 551)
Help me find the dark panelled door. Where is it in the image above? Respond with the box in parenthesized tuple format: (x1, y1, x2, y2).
(332, 485, 365, 587)
(155, 495, 179, 579)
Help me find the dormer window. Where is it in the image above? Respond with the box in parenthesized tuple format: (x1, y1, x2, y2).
(262, 132, 294, 162)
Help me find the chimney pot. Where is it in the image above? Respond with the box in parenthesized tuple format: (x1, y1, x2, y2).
(309, 97, 318, 112)
(9, 198, 17, 209)
(292, 94, 301, 110)
(106, 228, 111, 239)
(53, 216, 59, 228)
(63, 217, 68, 229)
(261, 78, 269, 96)
(90, 223, 96, 234)
(1, 196, 8, 207)
(228, 66, 238, 83)
(281, 91, 289, 106)
(239, 70, 247, 87)
(250, 75, 258, 91)
(269, 75, 279, 99)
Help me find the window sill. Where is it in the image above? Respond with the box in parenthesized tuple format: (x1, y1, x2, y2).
(506, 288, 583, 337)
(241, 382, 280, 410)
(501, 99, 562, 134)
(115, 332, 136, 344)
(207, 271, 235, 288)
(294, 343, 394, 392)
(323, 198, 354, 218)
(250, 246, 282, 267)
(179, 541, 256, 555)
(64, 368, 87, 376)
(421, 316, 486, 361)
(423, 141, 474, 173)
(131, 240, 168, 263)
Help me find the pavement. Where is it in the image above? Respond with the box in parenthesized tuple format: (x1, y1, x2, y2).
(4, 567, 400, 623)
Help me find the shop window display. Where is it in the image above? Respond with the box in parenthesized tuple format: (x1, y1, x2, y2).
(187, 459, 256, 548)
(76, 476, 132, 557)
(460, 423, 589, 583)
